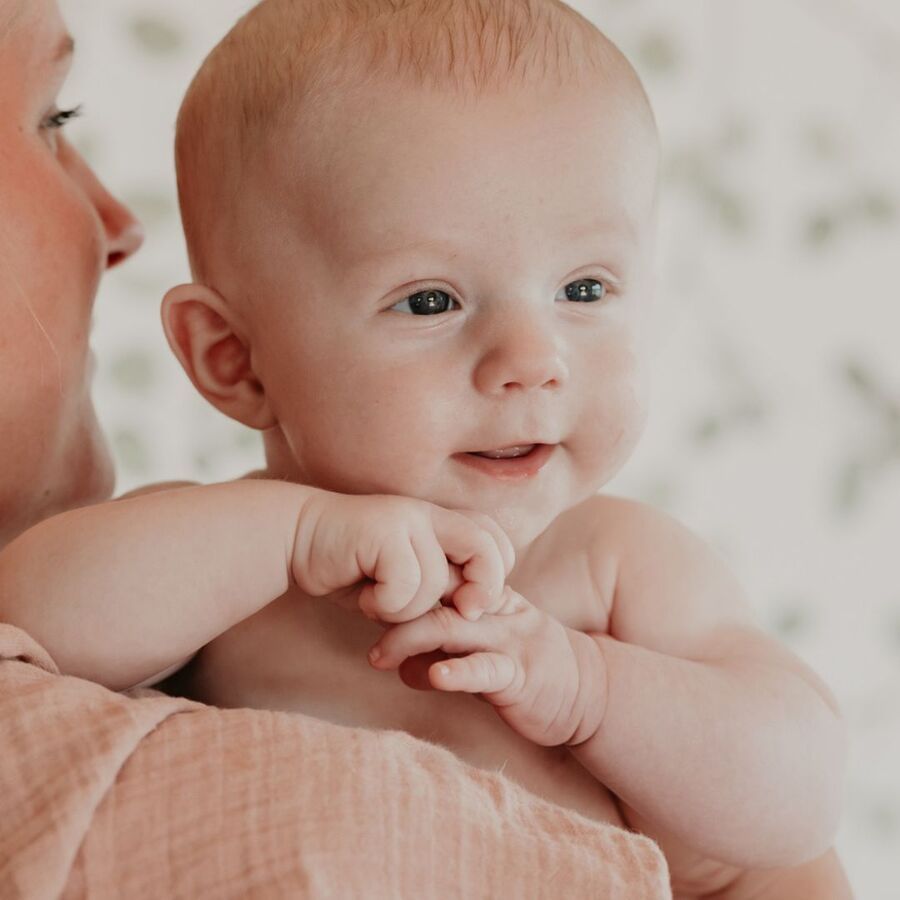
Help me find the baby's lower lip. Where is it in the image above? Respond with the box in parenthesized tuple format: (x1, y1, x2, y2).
(454, 444, 555, 480)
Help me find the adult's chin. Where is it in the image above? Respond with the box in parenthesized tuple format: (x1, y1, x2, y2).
(68, 413, 116, 508)
(45, 407, 116, 519)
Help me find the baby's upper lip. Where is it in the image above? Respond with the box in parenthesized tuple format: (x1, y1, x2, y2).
(460, 440, 556, 454)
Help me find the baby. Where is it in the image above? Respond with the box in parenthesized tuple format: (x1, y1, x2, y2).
(0, 0, 850, 897)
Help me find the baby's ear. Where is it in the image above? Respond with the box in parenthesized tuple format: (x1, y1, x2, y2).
(161, 284, 276, 430)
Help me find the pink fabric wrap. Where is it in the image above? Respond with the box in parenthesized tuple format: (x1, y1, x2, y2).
(0, 623, 670, 898)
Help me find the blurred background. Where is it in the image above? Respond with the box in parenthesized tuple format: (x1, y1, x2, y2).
(61, 0, 899, 895)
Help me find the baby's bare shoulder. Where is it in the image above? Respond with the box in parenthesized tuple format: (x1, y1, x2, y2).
(567, 495, 757, 654)
(515, 494, 641, 630)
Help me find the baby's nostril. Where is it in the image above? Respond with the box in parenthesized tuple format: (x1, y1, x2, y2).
(107, 251, 126, 268)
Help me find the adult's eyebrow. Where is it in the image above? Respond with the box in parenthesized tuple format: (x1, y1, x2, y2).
(52, 34, 75, 64)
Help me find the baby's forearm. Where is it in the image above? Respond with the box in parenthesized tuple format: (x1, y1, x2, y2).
(0, 480, 316, 691)
(568, 632, 847, 870)
(713, 848, 853, 900)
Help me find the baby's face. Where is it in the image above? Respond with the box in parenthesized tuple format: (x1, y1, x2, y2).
(245, 78, 658, 548)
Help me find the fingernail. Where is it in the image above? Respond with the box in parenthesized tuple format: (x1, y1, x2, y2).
(368, 646, 382, 665)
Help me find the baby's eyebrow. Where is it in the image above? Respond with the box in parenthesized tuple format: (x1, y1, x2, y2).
(353, 217, 636, 269)
(344, 209, 641, 278)
(565, 215, 637, 244)
(352, 237, 461, 270)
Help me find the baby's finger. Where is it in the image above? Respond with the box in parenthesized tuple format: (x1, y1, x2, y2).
(452, 510, 516, 578)
(440, 563, 465, 600)
(369, 605, 494, 670)
(444, 583, 528, 623)
(431, 509, 505, 611)
(359, 534, 422, 618)
(429, 652, 517, 695)
(380, 532, 448, 623)
(451, 581, 492, 622)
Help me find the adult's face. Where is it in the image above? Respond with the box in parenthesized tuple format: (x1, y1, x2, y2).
(0, 0, 143, 547)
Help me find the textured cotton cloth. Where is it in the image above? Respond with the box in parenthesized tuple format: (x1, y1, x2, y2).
(0, 623, 670, 899)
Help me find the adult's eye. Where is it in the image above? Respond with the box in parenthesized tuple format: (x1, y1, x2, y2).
(391, 289, 458, 315)
(559, 278, 607, 303)
(43, 105, 83, 130)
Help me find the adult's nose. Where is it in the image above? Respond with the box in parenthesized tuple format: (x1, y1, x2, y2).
(64, 139, 144, 269)
(472, 311, 570, 396)
(100, 188, 144, 269)
(96, 183, 144, 270)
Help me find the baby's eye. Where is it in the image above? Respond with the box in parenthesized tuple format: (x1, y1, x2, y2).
(558, 278, 608, 303)
(390, 289, 459, 316)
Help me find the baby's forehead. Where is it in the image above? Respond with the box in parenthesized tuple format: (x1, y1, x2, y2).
(269, 77, 657, 248)
(176, 0, 657, 285)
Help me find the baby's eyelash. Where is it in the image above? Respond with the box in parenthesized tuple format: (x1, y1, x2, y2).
(43, 104, 83, 130)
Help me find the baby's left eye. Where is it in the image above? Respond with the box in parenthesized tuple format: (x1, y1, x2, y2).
(558, 278, 607, 303)
(390, 289, 459, 316)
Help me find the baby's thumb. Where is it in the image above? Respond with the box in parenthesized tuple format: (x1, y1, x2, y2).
(440, 563, 465, 601)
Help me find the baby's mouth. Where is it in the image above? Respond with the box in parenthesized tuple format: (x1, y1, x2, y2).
(469, 444, 537, 460)
(455, 443, 555, 480)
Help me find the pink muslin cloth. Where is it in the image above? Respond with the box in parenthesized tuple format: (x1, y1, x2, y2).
(0, 623, 670, 898)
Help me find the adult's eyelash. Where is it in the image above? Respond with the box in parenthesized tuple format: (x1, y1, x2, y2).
(44, 104, 84, 129)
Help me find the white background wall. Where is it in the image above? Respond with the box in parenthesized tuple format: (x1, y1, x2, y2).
(61, 0, 900, 895)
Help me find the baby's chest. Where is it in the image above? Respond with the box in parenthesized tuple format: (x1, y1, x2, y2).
(190, 563, 619, 824)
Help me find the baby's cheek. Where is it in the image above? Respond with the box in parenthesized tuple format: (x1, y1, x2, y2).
(576, 349, 647, 481)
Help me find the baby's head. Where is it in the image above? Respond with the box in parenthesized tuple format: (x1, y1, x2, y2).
(164, 0, 659, 548)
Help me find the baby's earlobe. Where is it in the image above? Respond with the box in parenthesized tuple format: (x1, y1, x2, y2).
(161, 284, 276, 431)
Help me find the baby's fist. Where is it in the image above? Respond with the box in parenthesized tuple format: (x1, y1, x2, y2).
(291, 492, 514, 624)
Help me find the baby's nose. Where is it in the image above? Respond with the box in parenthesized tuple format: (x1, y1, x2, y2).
(472, 319, 569, 395)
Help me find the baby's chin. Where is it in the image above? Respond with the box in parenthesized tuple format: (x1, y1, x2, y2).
(478, 503, 558, 555)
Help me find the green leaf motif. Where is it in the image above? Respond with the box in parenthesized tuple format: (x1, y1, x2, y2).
(635, 30, 680, 76)
(113, 429, 151, 476)
(110, 352, 155, 394)
(770, 602, 814, 640)
(129, 14, 184, 57)
(122, 189, 177, 229)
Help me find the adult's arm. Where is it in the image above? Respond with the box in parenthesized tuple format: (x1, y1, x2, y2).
(0, 624, 670, 899)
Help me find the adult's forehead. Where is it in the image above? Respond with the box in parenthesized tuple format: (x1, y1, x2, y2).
(0, 1, 24, 40)
(1, 0, 66, 54)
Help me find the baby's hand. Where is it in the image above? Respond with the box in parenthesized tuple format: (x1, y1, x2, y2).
(367, 588, 607, 747)
(291, 492, 514, 623)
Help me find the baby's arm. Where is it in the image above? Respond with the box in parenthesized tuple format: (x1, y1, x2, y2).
(720, 848, 853, 900)
(567, 497, 847, 871)
(0, 481, 316, 691)
(367, 495, 847, 883)
(0, 483, 510, 692)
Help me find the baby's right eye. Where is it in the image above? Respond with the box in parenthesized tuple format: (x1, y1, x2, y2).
(390, 289, 459, 316)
